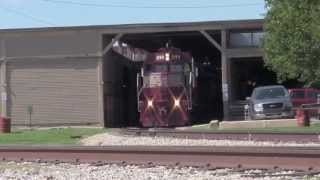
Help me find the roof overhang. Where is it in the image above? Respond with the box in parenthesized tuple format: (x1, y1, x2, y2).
(0, 19, 264, 35)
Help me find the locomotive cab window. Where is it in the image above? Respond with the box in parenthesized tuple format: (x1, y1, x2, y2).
(170, 64, 184, 72)
(145, 64, 168, 72)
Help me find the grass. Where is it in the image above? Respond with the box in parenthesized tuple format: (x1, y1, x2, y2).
(0, 128, 107, 145)
(189, 122, 320, 133)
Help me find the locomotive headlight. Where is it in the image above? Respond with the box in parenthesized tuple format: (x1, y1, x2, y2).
(147, 100, 153, 108)
(174, 98, 180, 108)
(156, 55, 164, 61)
(165, 53, 170, 61)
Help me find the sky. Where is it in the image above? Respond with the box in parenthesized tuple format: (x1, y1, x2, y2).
(0, 0, 266, 29)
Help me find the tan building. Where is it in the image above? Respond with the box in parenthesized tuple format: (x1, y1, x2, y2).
(0, 19, 266, 127)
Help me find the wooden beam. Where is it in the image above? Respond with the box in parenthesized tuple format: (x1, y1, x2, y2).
(4, 54, 101, 61)
(200, 30, 222, 52)
(102, 33, 123, 55)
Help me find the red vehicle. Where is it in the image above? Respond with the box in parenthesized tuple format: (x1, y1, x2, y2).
(137, 47, 197, 127)
(289, 88, 320, 116)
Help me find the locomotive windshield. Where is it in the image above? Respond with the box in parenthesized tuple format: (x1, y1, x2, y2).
(145, 64, 168, 72)
(170, 65, 184, 72)
(144, 64, 190, 73)
(143, 74, 184, 88)
(143, 63, 190, 88)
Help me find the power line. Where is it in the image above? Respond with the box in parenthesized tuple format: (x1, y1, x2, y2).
(0, 6, 56, 26)
(41, 0, 263, 9)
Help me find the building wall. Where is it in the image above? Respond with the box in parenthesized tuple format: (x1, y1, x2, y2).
(0, 31, 103, 126)
(7, 58, 99, 126)
(0, 37, 4, 58)
(4, 31, 100, 57)
(0, 38, 4, 115)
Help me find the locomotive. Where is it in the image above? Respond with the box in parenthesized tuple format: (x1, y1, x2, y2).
(137, 47, 197, 127)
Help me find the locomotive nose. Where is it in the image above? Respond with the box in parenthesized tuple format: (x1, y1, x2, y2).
(158, 105, 169, 116)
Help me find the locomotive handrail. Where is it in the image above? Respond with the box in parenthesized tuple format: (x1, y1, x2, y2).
(188, 72, 193, 110)
(188, 58, 195, 110)
(137, 73, 142, 112)
(191, 58, 196, 88)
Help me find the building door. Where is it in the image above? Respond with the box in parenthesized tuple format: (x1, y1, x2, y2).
(121, 66, 130, 126)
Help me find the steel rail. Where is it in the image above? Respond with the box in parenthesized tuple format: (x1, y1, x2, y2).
(0, 145, 319, 171)
(123, 128, 320, 142)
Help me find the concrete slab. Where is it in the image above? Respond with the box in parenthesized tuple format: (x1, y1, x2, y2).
(11, 125, 102, 132)
(264, 119, 297, 128)
(209, 120, 219, 128)
(219, 119, 297, 130)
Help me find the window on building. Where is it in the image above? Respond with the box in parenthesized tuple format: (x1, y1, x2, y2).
(229, 31, 264, 48)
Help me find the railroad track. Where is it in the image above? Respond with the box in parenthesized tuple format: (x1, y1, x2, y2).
(122, 128, 320, 142)
(0, 145, 319, 171)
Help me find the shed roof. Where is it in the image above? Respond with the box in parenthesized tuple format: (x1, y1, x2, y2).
(0, 19, 264, 35)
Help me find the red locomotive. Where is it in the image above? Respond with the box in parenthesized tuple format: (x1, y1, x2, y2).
(137, 47, 197, 127)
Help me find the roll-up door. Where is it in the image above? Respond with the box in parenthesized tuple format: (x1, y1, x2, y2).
(7, 58, 99, 126)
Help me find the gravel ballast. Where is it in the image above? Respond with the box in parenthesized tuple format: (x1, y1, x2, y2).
(80, 132, 320, 147)
(0, 162, 319, 180)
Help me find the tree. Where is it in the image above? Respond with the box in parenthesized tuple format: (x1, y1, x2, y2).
(263, 0, 320, 86)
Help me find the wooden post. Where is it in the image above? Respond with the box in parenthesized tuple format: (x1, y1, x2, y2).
(99, 33, 124, 127)
(200, 30, 230, 121)
(221, 29, 230, 121)
(0, 39, 7, 118)
(97, 55, 104, 127)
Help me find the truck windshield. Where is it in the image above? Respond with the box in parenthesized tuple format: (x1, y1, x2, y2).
(255, 87, 287, 100)
(290, 90, 305, 98)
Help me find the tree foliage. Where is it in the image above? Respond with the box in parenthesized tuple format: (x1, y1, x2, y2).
(264, 0, 320, 86)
